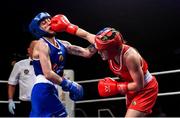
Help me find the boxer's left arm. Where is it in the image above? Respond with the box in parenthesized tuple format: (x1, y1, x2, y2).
(60, 40, 97, 58)
(60, 78, 83, 101)
(125, 49, 145, 91)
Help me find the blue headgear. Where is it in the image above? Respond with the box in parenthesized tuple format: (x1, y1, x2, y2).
(29, 12, 51, 38)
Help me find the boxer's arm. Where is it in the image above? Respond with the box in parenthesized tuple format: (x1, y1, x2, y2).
(38, 40, 83, 101)
(38, 40, 63, 84)
(61, 40, 97, 58)
(75, 28, 96, 44)
(50, 14, 96, 44)
(51, 14, 78, 35)
(60, 78, 84, 101)
(125, 49, 145, 91)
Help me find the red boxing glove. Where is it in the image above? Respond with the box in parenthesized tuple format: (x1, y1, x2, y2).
(98, 77, 128, 97)
(51, 14, 78, 35)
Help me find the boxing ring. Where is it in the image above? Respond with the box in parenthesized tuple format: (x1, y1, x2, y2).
(0, 69, 180, 117)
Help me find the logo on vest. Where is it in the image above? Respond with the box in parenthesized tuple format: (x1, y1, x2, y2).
(132, 101, 137, 106)
(59, 55, 64, 62)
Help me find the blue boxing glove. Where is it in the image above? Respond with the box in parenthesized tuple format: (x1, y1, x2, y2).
(60, 78, 84, 101)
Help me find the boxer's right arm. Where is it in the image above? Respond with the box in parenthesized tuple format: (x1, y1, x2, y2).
(50, 14, 96, 44)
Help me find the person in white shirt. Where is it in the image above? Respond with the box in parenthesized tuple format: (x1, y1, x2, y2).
(8, 40, 37, 116)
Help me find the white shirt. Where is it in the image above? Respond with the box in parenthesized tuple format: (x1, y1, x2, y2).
(8, 58, 36, 101)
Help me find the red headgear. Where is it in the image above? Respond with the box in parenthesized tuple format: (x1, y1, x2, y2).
(95, 27, 123, 59)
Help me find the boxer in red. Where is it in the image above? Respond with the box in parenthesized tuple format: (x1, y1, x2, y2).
(94, 27, 158, 117)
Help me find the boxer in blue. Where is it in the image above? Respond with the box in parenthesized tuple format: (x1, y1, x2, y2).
(29, 12, 96, 117)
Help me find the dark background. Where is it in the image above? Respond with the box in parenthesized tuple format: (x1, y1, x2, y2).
(0, 0, 180, 117)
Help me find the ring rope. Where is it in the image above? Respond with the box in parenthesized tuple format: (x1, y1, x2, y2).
(75, 91, 180, 104)
(1, 69, 180, 84)
(1, 91, 180, 104)
(77, 69, 180, 84)
(0, 101, 21, 104)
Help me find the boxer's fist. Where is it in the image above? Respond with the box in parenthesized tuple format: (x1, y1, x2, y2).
(60, 78, 83, 101)
(98, 77, 128, 97)
(51, 14, 78, 35)
(69, 82, 83, 101)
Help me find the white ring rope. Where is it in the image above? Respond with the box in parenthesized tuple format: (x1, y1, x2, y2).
(75, 91, 180, 104)
(151, 69, 180, 75)
(0, 80, 8, 83)
(0, 101, 21, 104)
(1, 91, 180, 104)
(1, 69, 180, 104)
(1, 69, 180, 84)
(77, 69, 180, 84)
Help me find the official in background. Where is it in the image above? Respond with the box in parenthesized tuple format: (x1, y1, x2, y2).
(8, 40, 37, 117)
